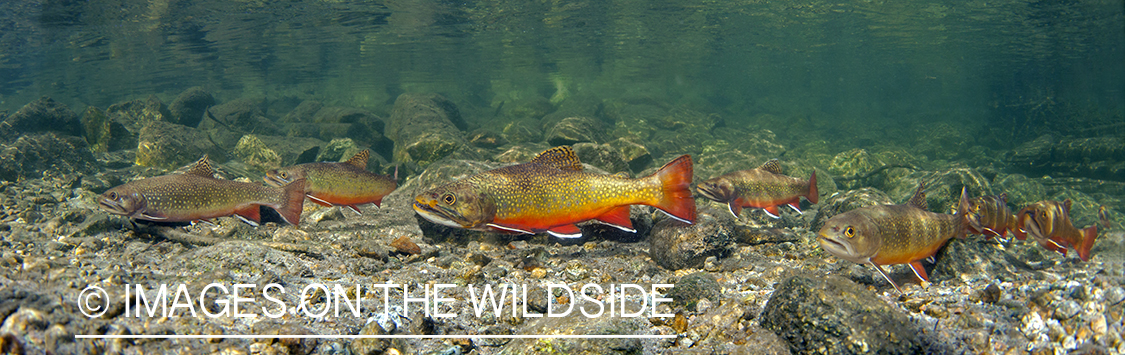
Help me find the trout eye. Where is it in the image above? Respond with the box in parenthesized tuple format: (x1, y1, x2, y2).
(108, 191, 118, 200)
(442, 193, 456, 205)
(844, 227, 855, 238)
(279, 171, 288, 179)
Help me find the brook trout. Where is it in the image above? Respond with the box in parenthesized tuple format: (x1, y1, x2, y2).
(696, 159, 817, 219)
(412, 146, 695, 238)
(99, 156, 307, 226)
(817, 183, 969, 293)
(966, 193, 1018, 239)
(1015, 200, 1098, 261)
(265, 149, 397, 214)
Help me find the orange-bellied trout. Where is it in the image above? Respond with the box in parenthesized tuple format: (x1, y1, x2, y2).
(817, 183, 969, 293)
(412, 146, 695, 239)
(1015, 200, 1098, 261)
(264, 149, 397, 214)
(696, 159, 817, 219)
(967, 193, 1018, 239)
(99, 156, 307, 226)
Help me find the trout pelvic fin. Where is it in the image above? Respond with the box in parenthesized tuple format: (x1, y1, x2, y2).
(547, 224, 583, 239)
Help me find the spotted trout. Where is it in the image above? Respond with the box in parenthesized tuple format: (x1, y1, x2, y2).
(412, 146, 695, 238)
(1015, 200, 1098, 261)
(967, 193, 1018, 239)
(696, 159, 817, 219)
(264, 149, 397, 214)
(817, 183, 969, 293)
(99, 156, 307, 226)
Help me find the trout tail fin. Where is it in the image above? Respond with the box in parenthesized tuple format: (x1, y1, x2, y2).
(650, 155, 695, 224)
(955, 186, 970, 239)
(1078, 225, 1098, 261)
(277, 178, 308, 226)
(806, 170, 819, 204)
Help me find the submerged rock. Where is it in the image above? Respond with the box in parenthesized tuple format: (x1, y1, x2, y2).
(607, 137, 653, 173)
(105, 95, 172, 134)
(667, 272, 722, 310)
(135, 121, 225, 169)
(648, 205, 735, 271)
(497, 312, 654, 354)
(546, 116, 605, 146)
(501, 118, 542, 144)
(1006, 135, 1125, 180)
(811, 188, 895, 232)
(468, 129, 506, 148)
(572, 142, 628, 173)
(386, 93, 478, 168)
(760, 274, 928, 355)
(167, 86, 215, 127)
(0, 133, 99, 182)
(232, 134, 283, 173)
(80, 106, 134, 153)
(202, 97, 281, 136)
(1, 97, 84, 140)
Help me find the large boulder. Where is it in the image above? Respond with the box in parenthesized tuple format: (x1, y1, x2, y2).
(105, 95, 172, 134)
(1, 97, 83, 140)
(167, 86, 215, 127)
(648, 205, 735, 271)
(135, 121, 226, 169)
(385, 93, 477, 168)
(1006, 135, 1125, 180)
(80, 106, 134, 153)
(201, 97, 281, 136)
(0, 133, 98, 182)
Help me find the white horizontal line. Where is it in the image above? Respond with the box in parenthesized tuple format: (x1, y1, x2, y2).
(75, 334, 676, 339)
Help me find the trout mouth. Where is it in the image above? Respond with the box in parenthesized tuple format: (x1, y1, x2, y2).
(816, 232, 856, 261)
(694, 183, 726, 203)
(98, 197, 128, 215)
(263, 174, 292, 188)
(412, 201, 471, 229)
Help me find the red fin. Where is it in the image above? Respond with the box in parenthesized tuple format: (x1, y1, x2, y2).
(806, 170, 819, 204)
(762, 205, 781, 219)
(277, 179, 307, 226)
(234, 206, 261, 224)
(910, 261, 930, 282)
(651, 155, 695, 224)
(1078, 225, 1098, 261)
(727, 202, 743, 218)
(595, 206, 635, 232)
(307, 194, 334, 207)
(788, 201, 803, 214)
(547, 224, 582, 238)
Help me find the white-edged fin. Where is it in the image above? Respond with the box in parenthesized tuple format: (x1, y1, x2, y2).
(594, 220, 637, 233)
(727, 205, 739, 219)
(140, 212, 167, 220)
(910, 264, 928, 282)
(486, 223, 534, 235)
(191, 219, 218, 227)
(870, 262, 904, 294)
(762, 208, 781, 219)
(547, 230, 584, 239)
(346, 205, 362, 215)
(926, 256, 935, 264)
(659, 208, 694, 224)
(235, 215, 260, 227)
(307, 194, 332, 206)
(788, 203, 804, 214)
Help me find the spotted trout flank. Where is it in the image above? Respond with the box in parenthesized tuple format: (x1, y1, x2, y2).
(265, 149, 397, 214)
(696, 159, 818, 219)
(1015, 200, 1098, 261)
(966, 193, 1018, 239)
(99, 156, 307, 226)
(412, 146, 695, 239)
(817, 183, 969, 293)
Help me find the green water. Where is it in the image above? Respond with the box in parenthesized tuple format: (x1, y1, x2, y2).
(1, 0, 1122, 147)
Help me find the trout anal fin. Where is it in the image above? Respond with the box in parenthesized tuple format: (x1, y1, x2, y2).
(910, 261, 930, 282)
(346, 205, 362, 215)
(546, 224, 583, 239)
(235, 214, 260, 227)
(235, 206, 262, 225)
(762, 205, 781, 219)
(594, 206, 636, 233)
(788, 202, 803, 214)
(870, 262, 904, 294)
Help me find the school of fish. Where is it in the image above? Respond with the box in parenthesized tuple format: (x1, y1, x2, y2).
(98, 145, 1106, 294)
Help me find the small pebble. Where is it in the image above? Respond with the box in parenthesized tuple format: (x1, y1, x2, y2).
(389, 236, 421, 255)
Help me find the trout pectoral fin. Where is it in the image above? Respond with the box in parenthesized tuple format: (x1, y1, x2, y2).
(307, 194, 333, 207)
(486, 223, 534, 235)
(547, 224, 583, 239)
(139, 211, 168, 220)
(594, 206, 635, 233)
(910, 261, 930, 282)
(870, 262, 904, 294)
(727, 203, 742, 218)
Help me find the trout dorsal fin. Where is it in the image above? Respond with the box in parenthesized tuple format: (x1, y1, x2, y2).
(185, 155, 217, 177)
(907, 182, 928, 210)
(345, 149, 370, 169)
(758, 159, 783, 174)
(530, 146, 583, 171)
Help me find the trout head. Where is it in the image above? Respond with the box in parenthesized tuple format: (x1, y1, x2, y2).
(98, 185, 152, 219)
(696, 177, 734, 203)
(412, 182, 497, 230)
(1017, 201, 1065, 240)
(817, 212, 881, 264)
(264, 167, 306, 188)
(967, 196, 999, 232)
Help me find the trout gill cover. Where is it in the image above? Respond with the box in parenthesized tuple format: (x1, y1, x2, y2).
(412, 146, 695, 239)
(99, 156, 307, 226)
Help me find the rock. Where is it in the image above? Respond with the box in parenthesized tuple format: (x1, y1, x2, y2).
(105, 95, 172, 133)
(167, 86, 215, 127)
(497, 311, 654, 354)
(135, 121, 226, 169)
(468, 129, 506, 148)
(253, 135, 326, 166)
(811, 188, 895, 232)
(930, 238, 1031, 284)
(501, 119, 542, 144)
(315, 138, 363, 163)
(202, 97, 281, 136)
(760, 274, 927, 355)
(546, 116, 605, 146)
(607, 137, 652, 173)
(1, 97, 83, 139)
(390, 236, 421, 255)
(350, 321, 407, 355)
(494, 143, 549, 163)
(883, 167, 992, 211)
(648, 205, 735, 270)
(1006, 135, 1125, 180)
(607, 103, 663, 141)
(829, 148, 884, 190)
(80, 106, 134, 153)
(993, 173, 1049, 207)
(232, 135, 283, 173)
(386, 93, 477, 168)
(684, 300, 792, 354)
(311, 106, 393, 159)
(499, 94, 554, 120)
(0, 133, 98, 182)
(667, 272, 722, 310)
(278, 100, 323, 124)
(571, 142, 628, 173)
